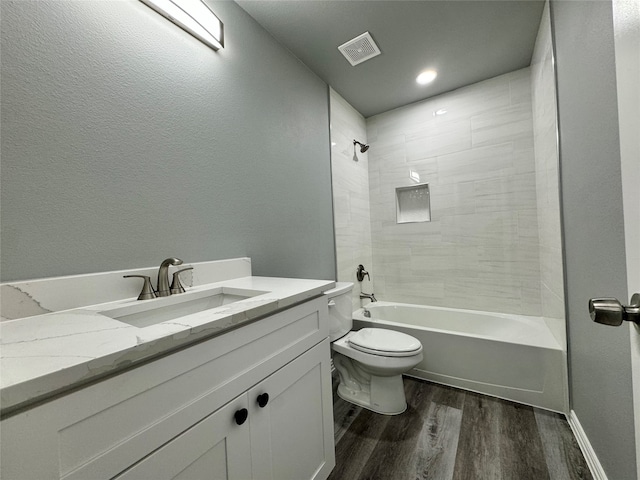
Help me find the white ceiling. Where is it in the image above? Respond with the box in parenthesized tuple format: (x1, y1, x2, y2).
(236, 1, 545, 117)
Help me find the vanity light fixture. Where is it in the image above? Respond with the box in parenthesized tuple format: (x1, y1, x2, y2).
(140, 0, 224, 51)
(416, 69, 437, 85)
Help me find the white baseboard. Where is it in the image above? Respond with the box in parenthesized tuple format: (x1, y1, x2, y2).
(567, 410, 608, 480)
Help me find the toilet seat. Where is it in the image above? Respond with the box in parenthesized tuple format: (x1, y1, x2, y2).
(348, 328, 422, 357)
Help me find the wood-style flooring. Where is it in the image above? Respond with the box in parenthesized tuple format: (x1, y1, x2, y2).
(329, 377, 593, 480)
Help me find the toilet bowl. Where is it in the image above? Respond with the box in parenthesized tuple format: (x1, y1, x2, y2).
(325, 282, 423, 415)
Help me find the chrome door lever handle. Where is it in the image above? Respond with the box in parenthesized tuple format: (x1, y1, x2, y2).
(589, 293, 640, 326)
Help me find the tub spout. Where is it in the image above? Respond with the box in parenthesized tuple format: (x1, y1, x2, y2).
(360, 292, 377, 302)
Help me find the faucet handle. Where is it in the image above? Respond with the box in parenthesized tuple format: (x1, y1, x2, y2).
(123, 275, 157, 300)
(356, 264, 370, 282)
(170, 267, 194, 294)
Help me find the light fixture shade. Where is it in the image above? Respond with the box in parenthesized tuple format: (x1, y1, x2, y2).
(140, 0, 224, 51)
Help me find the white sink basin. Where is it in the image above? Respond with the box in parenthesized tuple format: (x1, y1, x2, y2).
(101, 287, 268, 328)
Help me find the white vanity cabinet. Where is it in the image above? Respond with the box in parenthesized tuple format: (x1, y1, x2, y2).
(116, 340, 331, 480)
(0, 296, 335, 480)
(115, 392, 253, 480)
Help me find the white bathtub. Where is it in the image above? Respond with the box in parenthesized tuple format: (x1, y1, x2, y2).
(353, 302, 568, 413)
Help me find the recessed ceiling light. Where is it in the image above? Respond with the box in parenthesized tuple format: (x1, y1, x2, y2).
(434, 109, 447, 116)
(416, 70, 437, 85)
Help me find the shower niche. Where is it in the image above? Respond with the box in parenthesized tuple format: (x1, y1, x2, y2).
(395, 183, 431, 224)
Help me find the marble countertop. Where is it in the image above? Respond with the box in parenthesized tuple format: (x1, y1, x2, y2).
(0, 276, 334, 415)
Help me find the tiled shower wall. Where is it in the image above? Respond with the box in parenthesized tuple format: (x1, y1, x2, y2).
(366, 69, 543, 315)
(531, 2, 566, 346)
(329, 88, 374, 312)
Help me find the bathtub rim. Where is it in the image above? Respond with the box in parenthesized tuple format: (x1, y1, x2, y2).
(354, 301, 564, 351)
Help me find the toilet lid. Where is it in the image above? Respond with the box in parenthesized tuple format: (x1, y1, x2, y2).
(349, 328, 422, 357)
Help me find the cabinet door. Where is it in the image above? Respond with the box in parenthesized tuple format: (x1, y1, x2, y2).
(249, 339, 335, 480)
(114, 396, 252, 480)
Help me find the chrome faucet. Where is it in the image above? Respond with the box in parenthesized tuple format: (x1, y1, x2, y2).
(360, 292, 377, 302)
(157, 257, 183, 297)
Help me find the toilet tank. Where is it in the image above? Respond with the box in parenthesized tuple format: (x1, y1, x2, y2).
(324, 282, 354, 341)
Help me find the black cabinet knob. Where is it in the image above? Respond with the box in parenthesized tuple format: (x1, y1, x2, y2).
(257, 393, 269, 408)
(234, 408, 248, 425)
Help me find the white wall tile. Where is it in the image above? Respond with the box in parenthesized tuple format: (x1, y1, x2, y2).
(366, 68, 545, 316)
(329, 88, 375, 311)
(531, 1, 566, 346)
(471, 102, 534, 148)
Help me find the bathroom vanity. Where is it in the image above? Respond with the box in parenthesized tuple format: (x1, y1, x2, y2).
(0, 258, 336, 480)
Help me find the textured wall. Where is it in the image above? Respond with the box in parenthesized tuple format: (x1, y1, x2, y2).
(366, 69, 542, 316)
(329, 88, 374, 311)
(551, 0, 637, 478)
(0, 1, 335, 282)
(531, 1, 566, 347)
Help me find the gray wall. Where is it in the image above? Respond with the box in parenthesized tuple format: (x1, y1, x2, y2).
(1, 1, 335, 282)
(550, 1, 637, 478)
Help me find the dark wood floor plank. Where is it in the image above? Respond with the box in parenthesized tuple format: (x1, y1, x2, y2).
(332, 393, 363, 444)
(452, 392, 502, 480)
(535, 409, 594, 480)
(409, 401, 462, 480)
(428, 381, 466, 410)
(355, 379, 437, 479)
(498, 400, 550, 480)
(328, 404, 391, 480)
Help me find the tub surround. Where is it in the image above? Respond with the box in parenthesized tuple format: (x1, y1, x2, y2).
(365, 68, 542, 316)
(0, 258, 334, 415)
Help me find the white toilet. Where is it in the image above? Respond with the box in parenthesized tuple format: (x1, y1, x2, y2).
(325, 282, 423, 415)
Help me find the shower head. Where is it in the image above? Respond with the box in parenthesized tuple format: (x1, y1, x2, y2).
(353, 140, 370, 153)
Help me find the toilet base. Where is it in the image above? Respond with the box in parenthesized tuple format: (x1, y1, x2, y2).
(333, 354, 408, 415)
(337, 377, 407, 415)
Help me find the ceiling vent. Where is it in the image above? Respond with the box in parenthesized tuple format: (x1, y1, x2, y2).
(338, 32, 381, 66)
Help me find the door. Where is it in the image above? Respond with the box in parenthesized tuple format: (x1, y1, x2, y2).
(248, 339, 335, 480)
(113, 396, 252, 480)
(612, 0, 640, 475)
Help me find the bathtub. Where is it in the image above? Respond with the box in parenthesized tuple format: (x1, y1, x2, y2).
(353, 302, 568, 413)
